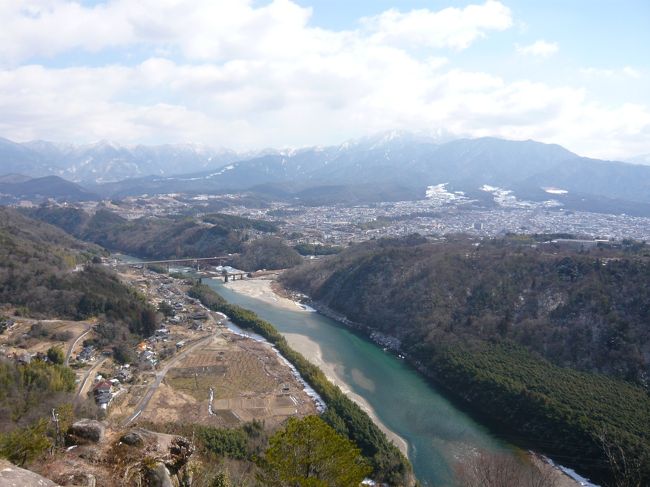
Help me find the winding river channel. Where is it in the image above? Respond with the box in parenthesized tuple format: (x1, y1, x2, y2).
(206, 279, 507, 486)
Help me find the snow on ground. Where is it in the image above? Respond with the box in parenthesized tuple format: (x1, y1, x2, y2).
(543, 456, 600, 487)
(544, 187, 569, 195)
(425, 183, 467, 204)
(480, 184, 562, 209)
(177, 164, 235, 181)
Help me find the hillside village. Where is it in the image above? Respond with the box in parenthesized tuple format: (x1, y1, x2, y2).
(0, 264, 319, 419)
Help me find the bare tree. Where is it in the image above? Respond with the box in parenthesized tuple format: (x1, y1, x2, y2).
(455, 450, 558, 487)
(599, 431, 644, 487)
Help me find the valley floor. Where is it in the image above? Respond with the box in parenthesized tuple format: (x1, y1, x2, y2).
(111, 269, 317, 429)
(224, 275, 590, 487)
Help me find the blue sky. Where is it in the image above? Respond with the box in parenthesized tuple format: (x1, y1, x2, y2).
(296, 0, 650, 107)
(0, 0, 648, 159)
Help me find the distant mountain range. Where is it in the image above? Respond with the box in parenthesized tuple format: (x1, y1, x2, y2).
(2, 132, 650, 215)
(627, 154, 650, 166)
(0, 137, 246, 183)
(94, 133, 650, 215)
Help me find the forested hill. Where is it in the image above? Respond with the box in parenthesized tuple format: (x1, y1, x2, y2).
(281, 235, 650, 484)
(23, 206, 282, 260)
(283, 235, 650, 385)
(0, 207, 156, 337)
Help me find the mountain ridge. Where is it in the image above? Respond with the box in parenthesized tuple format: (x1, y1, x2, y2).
(0, 175, 98, 203)
(92, 135, 650, 215)
(3, 133, 650, 216)
(0, 136, 245, 183)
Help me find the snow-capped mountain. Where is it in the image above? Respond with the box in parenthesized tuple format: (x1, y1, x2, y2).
(0, 137, 244, 183)
(96, 132, 650, 217)
(104, 133, 573, 193)
(3, 132, 650, 216)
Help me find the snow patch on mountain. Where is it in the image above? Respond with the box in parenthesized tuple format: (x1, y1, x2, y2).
(544, 187, 568, 195)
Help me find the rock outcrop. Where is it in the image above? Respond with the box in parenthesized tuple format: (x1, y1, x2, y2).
(69, 419, 106, 443)
(0, 459, 61, 486)
(119, 431, 144, 447)
(146, 462, 174, 487)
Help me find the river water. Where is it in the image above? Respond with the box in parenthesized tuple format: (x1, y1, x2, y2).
(206, 279, 507, 486)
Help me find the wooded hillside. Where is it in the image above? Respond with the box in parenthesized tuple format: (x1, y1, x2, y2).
(0, 207, 156, 337)
(281, 235, 650, 484)
(24, 206, 281, 260)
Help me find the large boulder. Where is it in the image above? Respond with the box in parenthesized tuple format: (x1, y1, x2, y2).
(70, 419, 105, 443)
(146, 462, 174, 487)
(120, 431, 144, 447)
(0, 459, 61, 486)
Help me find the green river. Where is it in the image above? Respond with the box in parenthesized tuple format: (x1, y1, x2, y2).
(206, 279, 507, 486)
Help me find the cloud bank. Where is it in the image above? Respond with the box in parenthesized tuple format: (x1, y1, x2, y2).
(0, 0, 648, 159)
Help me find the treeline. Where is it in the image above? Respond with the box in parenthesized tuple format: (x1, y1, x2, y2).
(143, 417, 371, 486)
(201, 212, 278, 233)
(281, 235, 650, 484)
(188, 283, 413, 486)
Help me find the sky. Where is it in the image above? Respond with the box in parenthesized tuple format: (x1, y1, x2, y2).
(0, 0, 648, 160)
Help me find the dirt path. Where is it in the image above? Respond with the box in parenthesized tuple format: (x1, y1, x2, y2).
(65, 325, 92, 365)
(75, 357, 108, 403)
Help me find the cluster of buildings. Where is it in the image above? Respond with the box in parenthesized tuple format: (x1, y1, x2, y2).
(27, 188, 650, 252)
(76, 344, 96, 363)
(92, 366, 132, 410)
(77, 270, 219, 411)
(225, 199, 650, 244)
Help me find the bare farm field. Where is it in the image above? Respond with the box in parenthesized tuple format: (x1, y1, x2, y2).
(138, 331, 316, 427)
(0, 318, 92, 358)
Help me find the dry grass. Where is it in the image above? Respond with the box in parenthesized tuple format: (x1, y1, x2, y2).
(140, 331, 316, 427)
(0, 319, 90, 355)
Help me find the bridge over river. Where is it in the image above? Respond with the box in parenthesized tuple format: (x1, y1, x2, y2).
(116, 254, 248, 280)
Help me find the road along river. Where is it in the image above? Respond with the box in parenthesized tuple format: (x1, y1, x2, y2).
(207, 278, 508, 486)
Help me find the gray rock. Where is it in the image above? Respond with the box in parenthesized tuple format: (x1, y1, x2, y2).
(120, 431, 144, 447)
(54, 473, 96, 486)
(147, 462, 174, 487)
(78, 446, 101, 462)
(70, 419, 105, 443)
(0, 459, 61, 486)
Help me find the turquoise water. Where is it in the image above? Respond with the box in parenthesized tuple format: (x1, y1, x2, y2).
(206, 279, 507, 486)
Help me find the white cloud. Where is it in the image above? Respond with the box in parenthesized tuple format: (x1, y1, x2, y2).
(0, 0, 511, 64)
(622, 66, 641, 79)
(362, 0, 512, 50)
(580, 66, 642, 79)
(0, 1, 648, 160)
(516, 40, 559, 58)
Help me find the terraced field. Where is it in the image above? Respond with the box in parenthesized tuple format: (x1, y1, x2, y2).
(139, 331, 316, 426)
